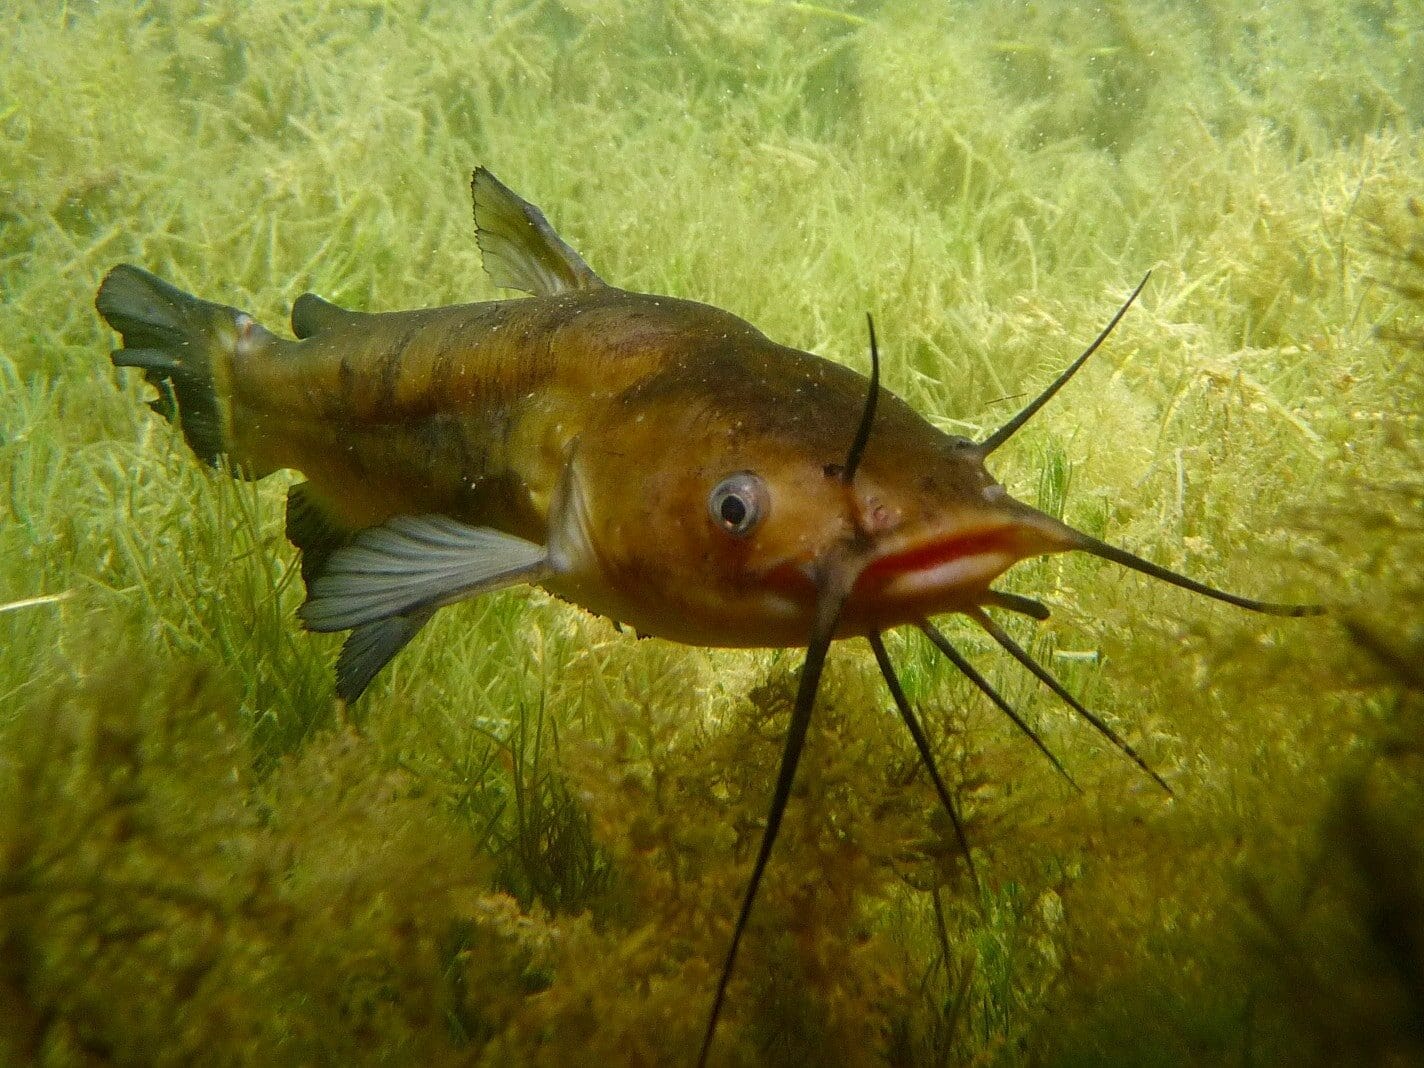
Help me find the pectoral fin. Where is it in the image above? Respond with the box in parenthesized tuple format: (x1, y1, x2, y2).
(471, 167, 606, 296)
(299, 515, 550, 632)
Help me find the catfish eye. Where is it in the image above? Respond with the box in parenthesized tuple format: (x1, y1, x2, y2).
(708, 471, 768, 537)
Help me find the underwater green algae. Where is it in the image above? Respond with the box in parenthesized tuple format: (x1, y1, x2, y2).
(2, 0, 1423, 1063)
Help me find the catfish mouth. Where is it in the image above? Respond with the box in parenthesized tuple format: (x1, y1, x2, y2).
(855, 524, 1021, 607)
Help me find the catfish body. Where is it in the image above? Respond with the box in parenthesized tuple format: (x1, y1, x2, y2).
(234, 287, 768, 547)
(99, 170, 1052, 680)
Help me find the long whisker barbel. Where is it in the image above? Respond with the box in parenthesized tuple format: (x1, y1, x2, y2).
(696, 568, 851, 1068)
(869, 632, 980, 890)
(968, 606, 1173, 795)
(919, 620, 1081, 793)
(979, 272, 1151, 454)
(697, 315, 884, 1067)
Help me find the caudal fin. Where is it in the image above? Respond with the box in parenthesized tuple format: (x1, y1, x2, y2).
(96, 264, 266, 469)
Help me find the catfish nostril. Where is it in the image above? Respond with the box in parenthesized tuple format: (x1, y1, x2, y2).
(864, 498, 900, 533)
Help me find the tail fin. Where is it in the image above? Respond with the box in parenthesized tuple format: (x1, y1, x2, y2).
(96, 264, 267, 469)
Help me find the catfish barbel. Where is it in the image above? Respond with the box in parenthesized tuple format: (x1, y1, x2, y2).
(96, 167, 1322, 1063)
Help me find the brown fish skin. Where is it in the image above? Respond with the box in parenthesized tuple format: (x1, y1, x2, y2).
(225, 289, 780, 532)
(560, 331, 1069, 645)
(225, 291, 766, 536)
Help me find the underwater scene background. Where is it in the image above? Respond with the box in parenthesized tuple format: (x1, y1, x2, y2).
(3, 0, 1422, 1063)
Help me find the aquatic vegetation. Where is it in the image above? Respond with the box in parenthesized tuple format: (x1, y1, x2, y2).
(3, 0, 1422, 1062)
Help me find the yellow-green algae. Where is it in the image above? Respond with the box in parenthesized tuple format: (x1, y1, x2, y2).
(2, 0, 1422, 1063)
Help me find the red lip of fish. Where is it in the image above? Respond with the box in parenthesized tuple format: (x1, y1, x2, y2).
(757, 526, 1020, 633)
(857, 526, 1015, 591)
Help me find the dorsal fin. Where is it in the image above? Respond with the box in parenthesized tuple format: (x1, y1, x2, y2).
(291, 292, 365, 340)
(471, 167, 605, 296)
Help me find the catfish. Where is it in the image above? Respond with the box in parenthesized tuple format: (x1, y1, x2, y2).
(96, 168, 1322, 1062)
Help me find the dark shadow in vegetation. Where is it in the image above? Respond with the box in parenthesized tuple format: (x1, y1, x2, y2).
(0, 639, 546, 1065)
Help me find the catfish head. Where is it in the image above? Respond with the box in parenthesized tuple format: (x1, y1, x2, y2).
(560, 335, 1053, 645)
(662, 284, 1324, 1067)
(563, 278, 1313, 657)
